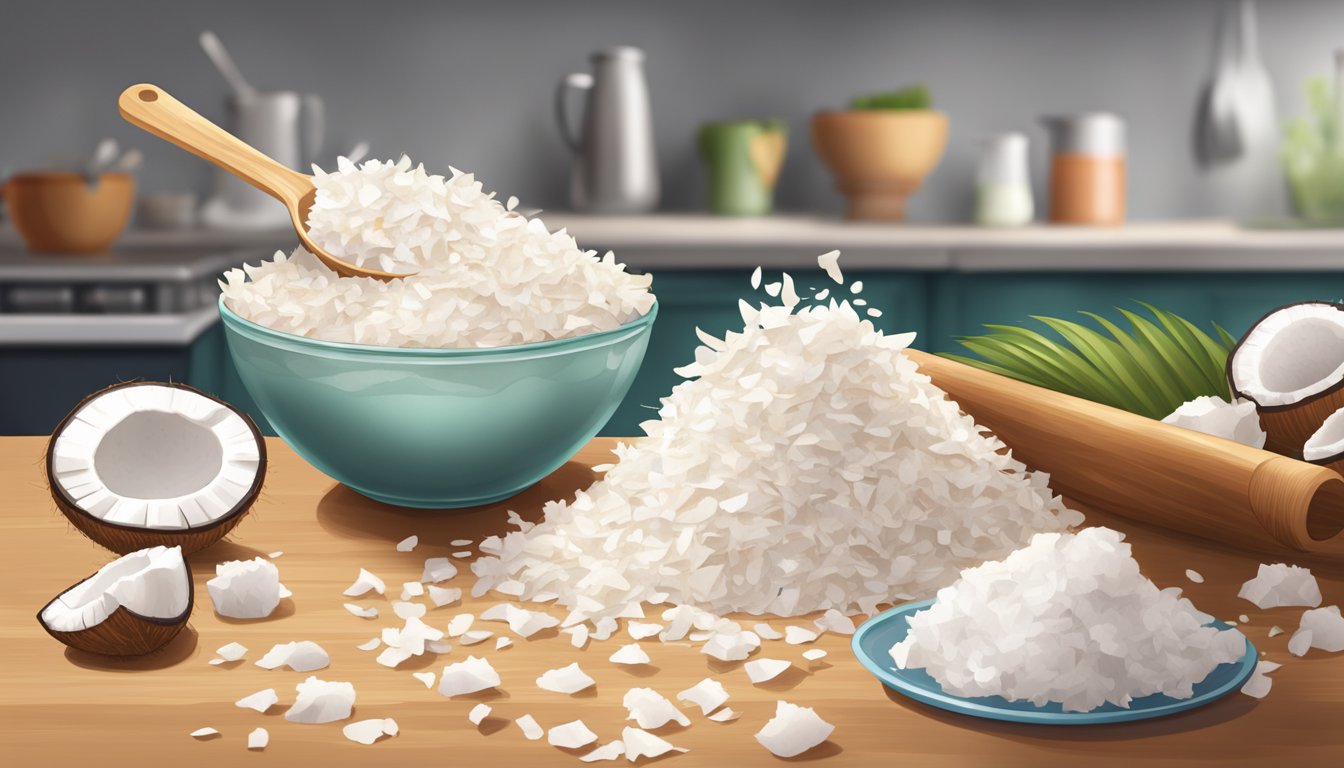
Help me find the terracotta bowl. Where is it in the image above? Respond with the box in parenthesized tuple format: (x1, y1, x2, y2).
(810, 111, 948, 221)
(4, 172, 135, 253)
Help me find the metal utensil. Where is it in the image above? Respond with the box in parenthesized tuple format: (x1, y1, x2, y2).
(1195, 1, 1243, 165)
(119, 84, 411, 280)
(84, 138, 119, 186)
(199, 30, 258, 102)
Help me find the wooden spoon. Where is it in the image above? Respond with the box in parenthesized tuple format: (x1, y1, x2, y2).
(118, 83, 411, 280)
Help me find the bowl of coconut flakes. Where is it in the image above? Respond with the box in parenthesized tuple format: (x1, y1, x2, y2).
(219, 157, 656, 508)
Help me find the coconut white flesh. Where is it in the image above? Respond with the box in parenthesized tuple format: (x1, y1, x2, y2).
(1232, 303, 1344, 407)
(50, 385, 260, 529)
(40, 545, 188, 632)
(1305, 408, 1344, 461)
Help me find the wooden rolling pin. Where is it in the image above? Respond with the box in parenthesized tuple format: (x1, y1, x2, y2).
(905, 349, 1344, 556)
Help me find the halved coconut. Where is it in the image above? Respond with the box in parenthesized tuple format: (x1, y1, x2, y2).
(1228, 301, 1344, 457)
(37, 545, 192, 656)
(1304, 407, 1344, 475)
(46, 382, 266, 554)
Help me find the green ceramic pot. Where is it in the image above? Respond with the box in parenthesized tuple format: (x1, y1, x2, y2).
(698, 119, 788, 216)
(219, 297, 656, 508)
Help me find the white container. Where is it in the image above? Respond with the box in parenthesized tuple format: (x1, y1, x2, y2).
(975, 133, 1034, 227)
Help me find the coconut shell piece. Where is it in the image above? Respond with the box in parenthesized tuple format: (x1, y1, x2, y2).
(45, 381, 266, 555)
(37, 554, 193, 657)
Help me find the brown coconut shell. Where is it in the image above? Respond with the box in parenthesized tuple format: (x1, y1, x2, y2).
(46, 381, 266, 555)
(37, 559, 193, 657)
(1229, 301, 1344, 459)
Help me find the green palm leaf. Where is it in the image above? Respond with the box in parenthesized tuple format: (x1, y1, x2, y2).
(943, 304, 1236, 419)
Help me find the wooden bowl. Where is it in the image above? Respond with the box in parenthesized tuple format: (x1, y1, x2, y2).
(810, 110, 948, 221)
(3, 172, 135, 253)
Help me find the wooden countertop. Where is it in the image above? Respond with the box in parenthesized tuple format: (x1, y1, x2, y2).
(2, 436, 1343, 767)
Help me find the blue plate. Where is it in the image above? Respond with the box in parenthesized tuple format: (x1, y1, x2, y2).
(852, 599, 1258, 725)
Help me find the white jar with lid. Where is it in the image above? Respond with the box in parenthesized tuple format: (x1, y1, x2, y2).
(975, 133, 1034, 227)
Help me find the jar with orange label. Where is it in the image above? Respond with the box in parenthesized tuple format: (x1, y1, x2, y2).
(1041, 113, 1126, 226)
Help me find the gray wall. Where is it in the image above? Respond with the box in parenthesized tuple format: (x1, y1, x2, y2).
(3, 0, 1342, 221)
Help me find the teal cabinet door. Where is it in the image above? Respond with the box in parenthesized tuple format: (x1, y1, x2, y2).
(927, 272, 1344, 353)
(601, 270, 929, 436)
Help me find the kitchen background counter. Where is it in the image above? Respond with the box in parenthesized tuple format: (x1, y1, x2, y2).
(4, 218, 1342, 436)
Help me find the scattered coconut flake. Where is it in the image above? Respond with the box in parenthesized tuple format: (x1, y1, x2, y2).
(247, 727, 268, 750)
(451, 539, 473, 547)
(460, 630, 494, 645)
(516, 714, 544, 741)
(256, 641, 330, 672)
(581, 741, 626, 762)
(1289, 629, 1313, 656)
(754, 624, 783, 641)
(401, 581, 426, 600)
(745, 658, 792, 684)
(1241, 660, 1278, 699)
(495, 636, 513, 650)
(396, 535, 418, 552)
(891, 527, 1246, 712)
(190, 727, 218, 738)
(623, 688, 690, 728)
(563, 624, 590, 649)
(412, 671, 436, 688)
(627, 621, 662, 640)
(677, 678, 729, 715)
(1239, 563, 1322, 609)
(426, 639, 453, 654)
(421, 557, 458, 583)
(356, 637, 381, 651)
(343, 718, 398, 745)
(610, 643, 651, 665)
(802, 649, 828, 661)
(343, 568, 386, 597)
(817, 250, 843, 284)
(537, 662, 596, 694)
(468, 703, 492, 725)
(207, 558, 286, 619)
(437, 656, 500, 697)
(267, 551, 283, 559)
(755, 701, 834, 758)
(427, 585, 462, 607)
(1239, 614, 1250, 623)
(814, 609, 856, 635)
(286, 677, 356, 724)
(344, 603, 378, 619)
(702, 629, 761, 661)
(623, 727, 687, 760)
(376, 647, 414, 668)
(1185, 569, 1205, 584)
(1269, 626, 1285, 637)
(548, 719, 599, 749)
(707, 708, 738, 722)
(393, 601, 427, 620)
(750, 266, 763, 289)
(785, 626, 819, 645)
(1162, 396, 1267, 449)
(448, 613, 474, 636)
(453, 551, 472, 559)
(480, 603, 560, 638)
(214, 641, 247, 662)
(850, 280, 864, 294)
(1295, 605, 1344, 653)
(235, 688, 278, 713)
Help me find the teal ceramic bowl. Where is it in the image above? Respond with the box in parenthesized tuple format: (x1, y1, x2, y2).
(219, 297, 656, 508)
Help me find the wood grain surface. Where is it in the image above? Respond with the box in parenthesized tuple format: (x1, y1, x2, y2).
(2, 436, 1343, 767)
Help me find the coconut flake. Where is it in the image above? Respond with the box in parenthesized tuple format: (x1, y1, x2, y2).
(256, 641, 330, 672)
(1269, 625, 1285, 637)
(480, 603, 560, 638)
(235, 688, 278, 713)
(343, 718, 398, 745)
(754, 701, 834, 757)
(412, 671, 436, 688)
(459, 630, 492, 645)
(189, 727, 219, 738)
(563, 624, 590, 649)
(267, 551, 283, 559)
(356, 637, 381, 651)
(400, 581, 426, 600)
(516, 714, 544, 741)
(1161, 396, 1267, 449)
(247, 728, 268, 750)
(437, 656, 500, 697)
(623, 727, 687, 760)
(1295, 605, 1344, 652)
(207, 558, 285, 619)
(451, 539, 473, 547)
(548, 719, 599, 749)
(1289, 628, 1313, 656)
(817, 250, 843, 284)
(537, 662, 596, 694)
(214, 641, 247, 662)
(802, 649, 828, 661)
(342, 568, 386, 597)
(447, 613, 474, 636)
(427, 585, 462, 607)
(1186, 569, 1205, 584)
(745, 658, 792, 684)
(784, 626, 819, 645)
(623, 688, 690, 728)
(580, 741, 626, 762)
(1241, 661, 1277, 699)
(286, 677, 356, 724)
(393, 601, 427, 620)
(754, 624, 783, 641)
(344, 603, 378, 619)
(814, 609, 856, 635)
(677, 678, 729, 715)
(610, 643, 651, 665)
(468, 703, 492, 725)
(627, 621, 662, 640)
(396, 535, 418, 552)
(421, 558, 458, 583)
(1239, 563, 1323, 609)
(707, 707, 738, 722)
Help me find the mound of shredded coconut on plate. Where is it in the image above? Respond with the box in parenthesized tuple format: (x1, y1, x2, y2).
(219, 156, 654, 348)
(471, 253, 1083, 624)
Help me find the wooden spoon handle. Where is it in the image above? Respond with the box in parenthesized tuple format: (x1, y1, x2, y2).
(118, 83, 310, 202)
